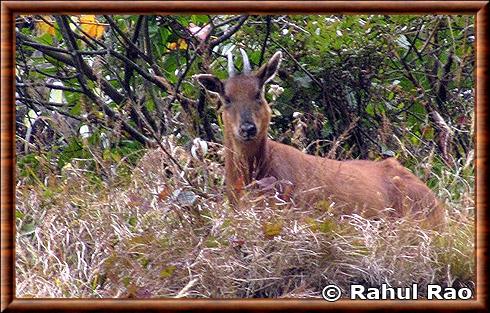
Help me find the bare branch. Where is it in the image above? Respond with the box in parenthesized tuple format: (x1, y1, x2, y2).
(210, 15, 248, 48)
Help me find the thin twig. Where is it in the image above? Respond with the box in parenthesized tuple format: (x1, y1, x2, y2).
(270, 37, 322, 89)
(56, 16, 152, 145)
(210, 15, 249, 48)
(259, 16, 272, 66)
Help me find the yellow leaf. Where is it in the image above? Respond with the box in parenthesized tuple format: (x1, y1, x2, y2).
(80, 15, 96, 24)
(126, 283, 137, 298)
(111, 151, 121, 162)
(177, 38, 188, 50)
(160, 265, 176, 278)
(263, 221, 283, 238)
(314, 199, 333, 212)
(91, 273, 99, 290)
(167, 42, 177, 50)
(80, 15, 106, 39)
(205, 236, 220, 248)
(102, 149, 111, 161)
(36, 16, 56, 35)
(318, 219, 336, 233)
(306, 218, 319, 232)
(54, 277, 62, 287)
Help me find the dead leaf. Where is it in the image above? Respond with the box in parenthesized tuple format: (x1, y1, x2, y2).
(36, 16, 56, 35)
(80, 15, 106, 39)
(158, 186, 171, 202)
(235, 176, 245, 190)
(256, 176, 277, 191)
(173, 189, 197, 206)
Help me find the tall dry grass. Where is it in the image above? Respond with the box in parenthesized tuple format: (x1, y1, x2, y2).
(15, 138, 474, 298)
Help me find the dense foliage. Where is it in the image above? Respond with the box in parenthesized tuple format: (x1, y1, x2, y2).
(16, 15, 474, 181)
(15, 15, 474, 298)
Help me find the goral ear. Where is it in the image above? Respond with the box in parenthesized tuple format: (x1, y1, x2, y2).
(256, 51, 282, 86)
(193, 74, 224, 96)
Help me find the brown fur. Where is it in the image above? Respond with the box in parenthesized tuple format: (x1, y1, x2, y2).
(196, 51, 445, 228)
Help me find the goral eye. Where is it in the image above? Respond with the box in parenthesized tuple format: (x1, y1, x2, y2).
(255, 92, 261, 101)
(223, 96, 231, 104)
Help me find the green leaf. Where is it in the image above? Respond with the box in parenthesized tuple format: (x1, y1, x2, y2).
(138, 256, 149, 268)
(293, 74, 313, 88)
(122, 276, 131, 287)
(159, 28, 171, 44)
(160, 265, 176, 278)
(57, 138, 86, 168)
(146, 98, 155, 112)
(248, 50, 261, 66)
(321, 121, 333, 137)
(422, 126, 435, 140)
(69, 102, 82, 116)
(36, 32, 53, 45)
(365, 102, 375, 116)
(410, 133, 421, 145)
(162, 56, 178, 83)
(177, 16, 190, 27)
(205, 236, 220, 248)
(16, 210, 25, 219)
(20, 222, 36, 236)
(190, 15, 209, 25)
(318, 219, 336, 233)
(128, 216, 137, 227)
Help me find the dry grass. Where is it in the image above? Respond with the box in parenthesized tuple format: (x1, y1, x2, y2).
(15, 138, 475, 298)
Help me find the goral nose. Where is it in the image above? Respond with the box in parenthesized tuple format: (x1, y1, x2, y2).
(239, 122, 257, 139)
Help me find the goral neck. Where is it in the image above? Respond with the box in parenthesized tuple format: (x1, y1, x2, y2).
(228, 136, 269, 183)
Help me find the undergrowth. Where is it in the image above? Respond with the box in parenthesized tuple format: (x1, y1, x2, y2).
(15, 138, 475, 298)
